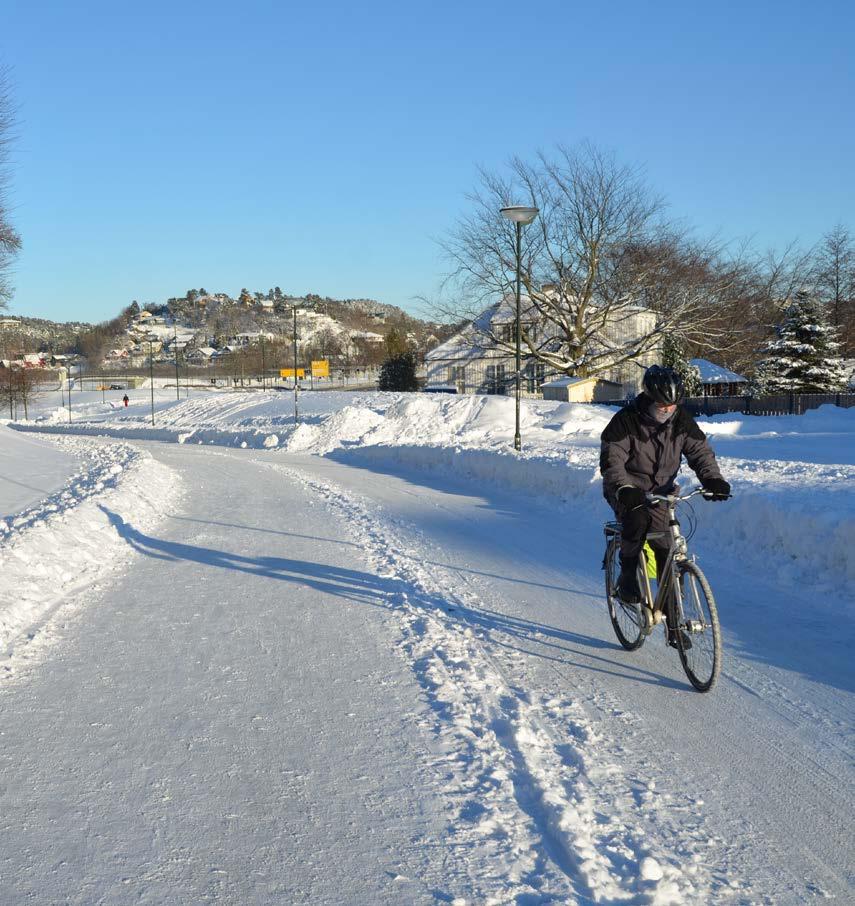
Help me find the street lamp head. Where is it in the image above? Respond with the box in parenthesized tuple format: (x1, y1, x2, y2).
(500, 205, 539, 225)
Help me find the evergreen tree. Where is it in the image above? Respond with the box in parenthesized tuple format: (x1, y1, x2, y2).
(754, 292, 847, 392)
(383, 326, 409, 358)
(661, 334, 701, 395)
(378, 351, 419, 392)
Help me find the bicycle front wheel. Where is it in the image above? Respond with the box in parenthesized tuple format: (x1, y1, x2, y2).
(605, 537, 645, 651)
(673, 561, 721, 692)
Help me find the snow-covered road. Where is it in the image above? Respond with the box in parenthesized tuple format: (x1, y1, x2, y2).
(2, 432, 852, 903)
(1, 443, 459, 904)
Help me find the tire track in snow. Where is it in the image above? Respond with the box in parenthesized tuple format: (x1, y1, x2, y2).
(263, 459, 718, 905)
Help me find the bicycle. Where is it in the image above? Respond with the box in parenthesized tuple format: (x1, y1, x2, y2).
(603, 487, 723, 692)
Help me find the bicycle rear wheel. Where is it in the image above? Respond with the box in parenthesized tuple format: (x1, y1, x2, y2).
(673, 561, 721, 692)
(605, 536, 645, 651)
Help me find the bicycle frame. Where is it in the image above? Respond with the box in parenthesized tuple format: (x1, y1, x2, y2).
(634, 489, 707, 633)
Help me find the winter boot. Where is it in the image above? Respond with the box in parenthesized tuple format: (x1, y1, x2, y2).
(617, 556, 641, 604)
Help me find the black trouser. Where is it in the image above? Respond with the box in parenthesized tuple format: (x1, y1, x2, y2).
(613, 499, 673, 565)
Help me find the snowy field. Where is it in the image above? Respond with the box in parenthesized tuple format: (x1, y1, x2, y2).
(1, 384, 853, 904)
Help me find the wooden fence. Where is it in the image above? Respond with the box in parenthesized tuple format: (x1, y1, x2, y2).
(680, 392, 855, 417)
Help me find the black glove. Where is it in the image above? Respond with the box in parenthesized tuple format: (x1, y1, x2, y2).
(702, 478, 731, 501)
(617, 486, 647, 510)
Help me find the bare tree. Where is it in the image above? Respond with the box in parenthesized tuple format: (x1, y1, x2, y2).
(813, 224, 854, 354)
(0, 66, 21, 309)
(0, 365, 43, 419)
(688, 240, 818, 375)
(15, 366, 44, 419)
(439, 143, 734, 379)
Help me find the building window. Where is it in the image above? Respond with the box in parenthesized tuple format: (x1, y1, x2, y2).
(524, 361, 546, 393)
(485, 364, 506, 395)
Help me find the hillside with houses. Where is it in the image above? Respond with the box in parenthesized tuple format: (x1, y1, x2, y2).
(0, 290, 458, 382)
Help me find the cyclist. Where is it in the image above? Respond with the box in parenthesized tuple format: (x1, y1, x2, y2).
(600, 365, 731, 646)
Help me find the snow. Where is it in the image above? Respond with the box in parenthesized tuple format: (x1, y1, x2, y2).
(1, 385, 853, 903)
(688, 359, 747, 384)
(15, 388, 854, 595)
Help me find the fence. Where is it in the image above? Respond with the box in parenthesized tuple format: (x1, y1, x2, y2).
(680, 393, 855, 417)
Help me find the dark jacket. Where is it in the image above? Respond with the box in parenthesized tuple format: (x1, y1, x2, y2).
(599, 394, 723, 506)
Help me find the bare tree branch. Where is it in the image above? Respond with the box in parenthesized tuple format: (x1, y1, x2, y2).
(0, 65, 21, 309)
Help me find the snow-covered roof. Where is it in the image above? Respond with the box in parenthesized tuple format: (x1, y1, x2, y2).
(690, 359, 748, 384)
(427, 293, 656, 365)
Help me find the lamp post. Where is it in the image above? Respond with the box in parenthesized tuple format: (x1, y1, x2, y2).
(149, 340, 156, 426)
(173, 322, 180, 400)
(500, 205, 539, 451)
(293, 305, 299, 425)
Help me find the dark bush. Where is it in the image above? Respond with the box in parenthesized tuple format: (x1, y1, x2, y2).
(378, 351, 419, 392)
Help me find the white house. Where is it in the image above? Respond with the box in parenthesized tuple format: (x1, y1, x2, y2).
(231, 331, 276, 347)
(348, 330, 384, 344)
(425, 294, 658, 398)
(186, 347, 217, 365)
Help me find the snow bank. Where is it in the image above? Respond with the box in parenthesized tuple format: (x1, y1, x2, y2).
(0, 438, 182, 661)
(11, 393, 855, 598)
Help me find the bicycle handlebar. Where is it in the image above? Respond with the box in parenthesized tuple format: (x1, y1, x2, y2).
(645, 487, 732, 505)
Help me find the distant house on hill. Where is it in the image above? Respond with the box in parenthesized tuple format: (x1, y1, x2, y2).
(690, 359, 749, 396)
(348, 330, 384, 345)
(225, 332, 275, 348)
(186, 347, 217, 365)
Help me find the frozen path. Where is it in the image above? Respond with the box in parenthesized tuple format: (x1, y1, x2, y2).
(275, 451, 854, 903)
(0, 445, 464, 905)
(0, 425, 78, 516)
(1, 440, 852, 904)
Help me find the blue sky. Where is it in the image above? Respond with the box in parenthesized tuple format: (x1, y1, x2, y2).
(2, 0, 853, 323)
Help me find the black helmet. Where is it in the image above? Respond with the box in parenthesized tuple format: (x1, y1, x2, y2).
(643, 365, 684, 405)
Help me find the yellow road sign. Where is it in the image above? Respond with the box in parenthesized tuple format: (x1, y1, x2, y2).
(280, 368, 305, 378)
(311, 359, 330, 377)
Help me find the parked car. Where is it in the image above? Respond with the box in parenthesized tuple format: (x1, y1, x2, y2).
(109, 384, 125, 390)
